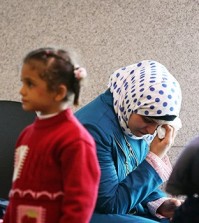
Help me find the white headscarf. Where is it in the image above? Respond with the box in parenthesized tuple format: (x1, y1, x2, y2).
(108, 60, 182, 139)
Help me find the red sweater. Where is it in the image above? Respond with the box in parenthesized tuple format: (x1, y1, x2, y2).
(4, 109, 100, 223)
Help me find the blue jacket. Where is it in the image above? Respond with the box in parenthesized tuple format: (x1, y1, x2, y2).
(75, 90, 167, 222)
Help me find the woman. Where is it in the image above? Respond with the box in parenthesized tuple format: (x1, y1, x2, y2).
(76, 60, 182, 223)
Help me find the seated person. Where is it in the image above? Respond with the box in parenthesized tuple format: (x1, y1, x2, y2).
(76, 60, 183, 223)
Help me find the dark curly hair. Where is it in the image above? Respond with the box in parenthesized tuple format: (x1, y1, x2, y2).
(23, 47, 84, 105)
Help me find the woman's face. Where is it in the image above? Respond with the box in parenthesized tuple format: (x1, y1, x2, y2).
(128, 114, 159, 137)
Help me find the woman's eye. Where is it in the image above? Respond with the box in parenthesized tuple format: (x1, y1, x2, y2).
(143, 117, 154, 123)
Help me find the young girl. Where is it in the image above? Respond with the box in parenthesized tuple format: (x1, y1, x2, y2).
(3, 47, 100, 223)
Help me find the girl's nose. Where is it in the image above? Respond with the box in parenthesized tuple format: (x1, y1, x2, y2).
(19, 85, 25, 96)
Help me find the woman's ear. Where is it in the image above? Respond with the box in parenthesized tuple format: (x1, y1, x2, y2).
(55, 84, 67, 101)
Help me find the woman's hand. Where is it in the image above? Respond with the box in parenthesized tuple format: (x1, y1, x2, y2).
(157, 198, 182, 219)
(150, 125, 176, 158)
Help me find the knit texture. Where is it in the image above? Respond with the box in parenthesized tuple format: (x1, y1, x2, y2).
(4, 109, 100, 223)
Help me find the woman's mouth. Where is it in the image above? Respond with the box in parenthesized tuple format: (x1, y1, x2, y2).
(138, 130, 148, 135)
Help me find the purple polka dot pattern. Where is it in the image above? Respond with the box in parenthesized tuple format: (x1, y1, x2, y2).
(108, 60, 182, 137)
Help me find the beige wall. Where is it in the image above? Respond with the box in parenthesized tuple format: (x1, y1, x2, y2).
(1, 0, 199, 164)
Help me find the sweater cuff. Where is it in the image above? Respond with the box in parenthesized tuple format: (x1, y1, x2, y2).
(147, 197, 169, 218)
(146, 152, 172, 182)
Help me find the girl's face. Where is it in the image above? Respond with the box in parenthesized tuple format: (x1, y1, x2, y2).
(128, 114, 159, 137)
(19, 62, 60, 115)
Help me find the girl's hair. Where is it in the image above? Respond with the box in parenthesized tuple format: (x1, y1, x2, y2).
(23, 47, 86, 105)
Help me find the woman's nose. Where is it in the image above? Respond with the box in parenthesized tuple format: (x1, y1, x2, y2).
(146, 123, 159, 135)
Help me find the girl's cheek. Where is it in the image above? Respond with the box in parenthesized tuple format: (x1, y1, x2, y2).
(37, 88, 47, 97)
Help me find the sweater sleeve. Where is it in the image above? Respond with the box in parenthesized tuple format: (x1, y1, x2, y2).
(3, 204, 10, 222)
(60, 138, 100, 223)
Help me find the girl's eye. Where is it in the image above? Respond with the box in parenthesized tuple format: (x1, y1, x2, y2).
(20, 77, 35, 88)
(26, 80, 34, 87)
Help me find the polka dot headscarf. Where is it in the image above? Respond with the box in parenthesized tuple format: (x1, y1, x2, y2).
(108, 60, 182, 138)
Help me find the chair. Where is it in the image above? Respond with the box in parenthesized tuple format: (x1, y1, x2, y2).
(0, 100, 36, 217)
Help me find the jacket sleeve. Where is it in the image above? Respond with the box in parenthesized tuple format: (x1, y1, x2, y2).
(86, 124, 165, 214)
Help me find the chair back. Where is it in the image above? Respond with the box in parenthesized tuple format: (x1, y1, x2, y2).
(0, 100, 36, 199)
